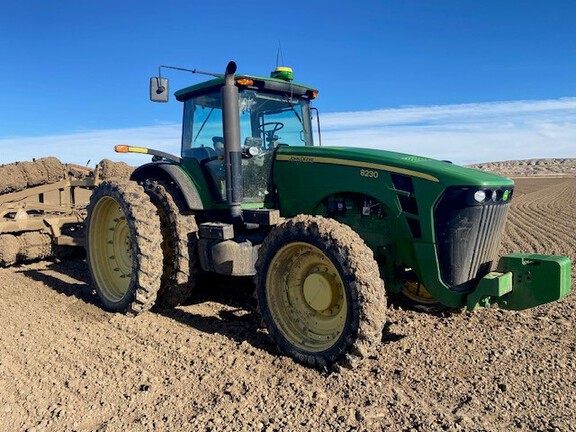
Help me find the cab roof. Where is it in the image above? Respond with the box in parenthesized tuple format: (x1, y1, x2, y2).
(174, 74, 318, 102)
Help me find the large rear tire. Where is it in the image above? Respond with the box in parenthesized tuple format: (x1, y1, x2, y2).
(142, 179, 199, 308)
(255, 215, 386, 368)
(86, 180, 163, 316)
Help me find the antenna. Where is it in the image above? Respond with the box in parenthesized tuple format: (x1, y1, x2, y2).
(276, 41, 285, 67)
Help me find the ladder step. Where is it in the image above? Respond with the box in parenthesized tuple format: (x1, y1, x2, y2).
(242, 209, 282, 226)
(199, 222, 235, 240)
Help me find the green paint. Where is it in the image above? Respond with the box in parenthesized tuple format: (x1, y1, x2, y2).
(179, 158, 228, 210)
(465, 254, 571, 311)
(272, 146, 516, 307)
(466, 272, 513, 311)
(270, 67, 295, 81)
(496, 253, 571, 310)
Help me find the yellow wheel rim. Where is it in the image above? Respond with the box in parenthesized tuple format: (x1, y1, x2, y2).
(88, 196, 133, 303)
(266, 242, 347, 352)
(402, 280, 437, 304)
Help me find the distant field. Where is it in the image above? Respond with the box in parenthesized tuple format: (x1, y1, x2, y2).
(468, 157, 576, 177)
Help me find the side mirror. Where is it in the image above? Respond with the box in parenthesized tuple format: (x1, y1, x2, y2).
(150, 77, 169, 102)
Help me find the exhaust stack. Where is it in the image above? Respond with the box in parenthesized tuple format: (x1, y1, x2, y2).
(221, 61, 243, 222)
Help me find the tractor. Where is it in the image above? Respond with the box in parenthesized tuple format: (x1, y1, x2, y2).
(85, 61, 571, 368)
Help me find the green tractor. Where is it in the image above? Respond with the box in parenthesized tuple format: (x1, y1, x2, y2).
(85, 61, 571, 368)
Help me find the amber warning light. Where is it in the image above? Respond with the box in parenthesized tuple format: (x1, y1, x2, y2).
(114, 145, 149, 154)
(115, 145, 129, 153)
(236, 78, 254, 86)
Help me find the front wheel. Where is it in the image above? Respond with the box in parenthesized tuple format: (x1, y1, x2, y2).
(255, 215, 386, 368)
(86, 180, 163, 316)
(394, 279, 450, 314)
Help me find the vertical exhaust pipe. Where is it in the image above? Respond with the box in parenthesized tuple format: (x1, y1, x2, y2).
(221, 61, 243, 222)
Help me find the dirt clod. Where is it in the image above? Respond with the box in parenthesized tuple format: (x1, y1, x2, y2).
(97, 159, 134, 181)
(0, 157, 68, 195)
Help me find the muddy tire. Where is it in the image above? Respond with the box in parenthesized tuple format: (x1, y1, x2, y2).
(142, 179, 199, 308)
(86, 180, 163, 316)
(18, 232, 53, 262)
(394, 295, 449, 314)
(255, 215, 386, 369)
(393, 280, 450, 314)
(0, 234, 20, 266)
(40, 157, 67, 184)
(0, 232, 54, 267)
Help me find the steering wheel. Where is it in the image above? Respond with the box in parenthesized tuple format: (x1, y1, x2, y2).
(258, 122, 284, 145)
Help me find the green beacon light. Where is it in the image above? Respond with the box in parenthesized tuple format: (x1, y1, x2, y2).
(271, 66, 294, 81)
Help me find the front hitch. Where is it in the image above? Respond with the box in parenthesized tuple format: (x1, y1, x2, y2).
(466, 253, 571, 311)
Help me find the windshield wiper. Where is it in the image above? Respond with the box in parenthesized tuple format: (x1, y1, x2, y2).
(283, 96, 303, 126)
(193, 107, 215, 142)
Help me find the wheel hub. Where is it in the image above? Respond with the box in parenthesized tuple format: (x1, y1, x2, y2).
(303, 271, 337, 312)
(112, 218, 132, 276)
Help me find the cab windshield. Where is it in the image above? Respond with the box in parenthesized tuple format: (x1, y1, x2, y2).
(238, 90, 314, 152)
(182, 89, 313, 159)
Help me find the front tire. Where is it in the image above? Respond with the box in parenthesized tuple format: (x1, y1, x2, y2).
(86, 180, 163, 316)
(394, 278, 449, 314)
(255, 215, 386, 368)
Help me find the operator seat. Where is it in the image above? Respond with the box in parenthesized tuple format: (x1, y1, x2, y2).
(187, 146, 217, 161)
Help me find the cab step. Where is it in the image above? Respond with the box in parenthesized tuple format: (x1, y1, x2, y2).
(198, 222, 235, 240)
(242, 209, 282, 226)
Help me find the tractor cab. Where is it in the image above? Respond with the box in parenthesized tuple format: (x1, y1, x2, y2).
(174, 67, 318, 207)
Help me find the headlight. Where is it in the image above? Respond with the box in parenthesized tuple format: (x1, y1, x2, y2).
(473, 190, 487, 203)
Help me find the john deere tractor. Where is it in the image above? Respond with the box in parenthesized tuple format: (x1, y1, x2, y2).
(85, 61, 571, 368)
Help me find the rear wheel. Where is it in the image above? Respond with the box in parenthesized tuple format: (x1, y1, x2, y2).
(86, 180, 163, 316)
(255, 215, 386, 368)
(395, 279, 449, 314)
(142, 179, 199, 308)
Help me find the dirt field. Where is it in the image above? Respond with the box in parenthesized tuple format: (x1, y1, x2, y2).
(1, 175, 575, 431)
(468, 158, 576, 177)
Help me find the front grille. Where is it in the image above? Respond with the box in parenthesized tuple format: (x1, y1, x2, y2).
(434, 186, 511, 292)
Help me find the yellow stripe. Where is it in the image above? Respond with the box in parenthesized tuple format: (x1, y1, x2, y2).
(127, 146, 149, 154)
(276, 155, 439, 183)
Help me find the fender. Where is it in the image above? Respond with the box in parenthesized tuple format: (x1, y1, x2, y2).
(130, 162, 204, 210)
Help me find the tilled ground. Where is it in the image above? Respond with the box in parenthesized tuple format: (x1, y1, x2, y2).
(1, 177, 575, 432)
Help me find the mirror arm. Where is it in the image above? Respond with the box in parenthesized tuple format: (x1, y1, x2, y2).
(158, 65, 223, 79)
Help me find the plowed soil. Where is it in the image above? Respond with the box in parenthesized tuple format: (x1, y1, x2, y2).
(468, 158, 576, 177)
(1, 176, 575, 432)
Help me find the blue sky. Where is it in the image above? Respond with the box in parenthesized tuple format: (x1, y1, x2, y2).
(1, 1, 574, 165)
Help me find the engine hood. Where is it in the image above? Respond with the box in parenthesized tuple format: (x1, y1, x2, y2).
(275, 146, 514, 188)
